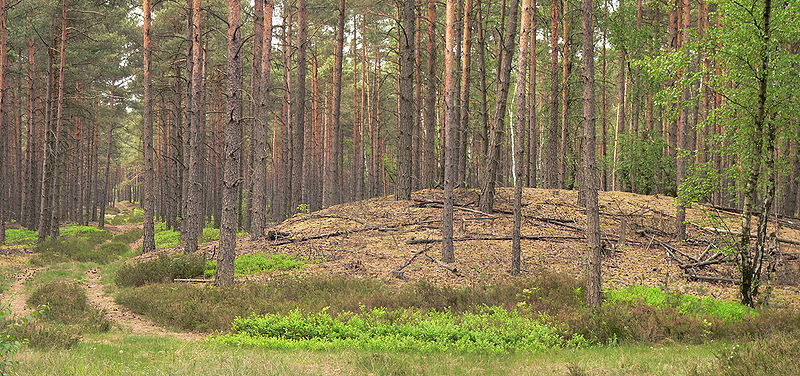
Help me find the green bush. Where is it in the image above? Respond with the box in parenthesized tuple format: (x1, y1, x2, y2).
(204, 253, 305, 277)
(29, 239, 92, 266)
(3, 229, 38, 245)
(107, 208, 144, 225)
(114, 254, 206, 287)
(72, 242, 130, 264)
(112, 229, 142, 244)
(154, 230, 181, 249)
(59, 225, 111, 246)
(200, 227, 220, 243)
(26, 281, 110, 333)
(212, 306, 588, 354)
(606, 285, 753, 321)
(0, 301, 45, 374)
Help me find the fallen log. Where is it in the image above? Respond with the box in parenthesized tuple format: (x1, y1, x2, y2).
(688, 274, 738, 284)
(407, 235, 585, 245)
(700, 226, 800, 246)
(422, 253, 461, 275)
(173, 278, 213, 283)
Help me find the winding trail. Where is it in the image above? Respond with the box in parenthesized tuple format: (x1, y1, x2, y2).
(7, 267, 40, 317)
(84, 267, 202, 341)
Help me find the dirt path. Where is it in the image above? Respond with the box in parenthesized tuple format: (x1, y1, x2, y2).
(85, 267, 202, 341)
(7, 267, 40, 318)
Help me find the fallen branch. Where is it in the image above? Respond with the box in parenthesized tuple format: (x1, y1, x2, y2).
(265, 220, 437, 245)
(688, 274, 738, 284)
(700, 226, 800, 246)
(391, 246, 432, 279)
(422, 253, 461, 275)
(173, 278, 213, 283)
(407, 235, 585, 245)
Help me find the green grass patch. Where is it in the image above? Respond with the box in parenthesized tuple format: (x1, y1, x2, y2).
(111, 229, 142, 244)
(71, 242, 130, 265)
(59, 225, 112, 247)
(114, 253, 206, 287)
(204, 253, 305, 277)
(29, 239, 93, 266)
(200, 227, 220, 243)
(19, 281, 111, 349)
(212, 307, 588, 354)
(3, 229, 38, 245)
(606, 285, 753, 321)
(154, 229, 181, 249)
(107, 208, 144, 225)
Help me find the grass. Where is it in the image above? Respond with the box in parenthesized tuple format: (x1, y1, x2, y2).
(204, 252, 305, 277)
(606, 285, 753, 321)
(3, 229, 38, 245)
(9, 334, 734, 375)
(114, 253, 206, 287)
(212, 306, 589, 353)
(106, 209, 144, 225)
(111, 229, 142, 244)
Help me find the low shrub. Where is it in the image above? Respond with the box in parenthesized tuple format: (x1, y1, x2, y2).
(26, 281, 110, 334)
(606, 285, 753, 321)
(3, 229, 38, 245)
(112, 229, 142, 244)
(107, 208, 144, 225)
(212, 306, 589, 354)
(200, 227, 220, 243)
(72, 242, 130, 264)
(154, 230, 181, 249)
(29, 239, 92, 266)
(204, 253, 305, 277)
(114, 253, 206, 287)
(711, 331, 800, 376)
(59, 225, 112, 246)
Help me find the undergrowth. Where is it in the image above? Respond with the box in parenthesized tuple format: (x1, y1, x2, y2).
(607, 285, 752, 321)
(3, 229, 38, 246)
(114, 253, 206, 287)
(112, 229, 142, 244)
(204, 253, 305, 277)
(211, 307, 589, 354)
(106, 209, 144, 225)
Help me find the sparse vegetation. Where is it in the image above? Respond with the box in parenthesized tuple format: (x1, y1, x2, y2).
(111, 229, 142, 244)
(2, 229, 38, 246)
(114, 253, 206, 287)
(204, 252, 305, 277)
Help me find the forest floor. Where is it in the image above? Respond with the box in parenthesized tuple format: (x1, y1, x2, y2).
(4, 188, 800, 375)
(163, 188, 800, 305)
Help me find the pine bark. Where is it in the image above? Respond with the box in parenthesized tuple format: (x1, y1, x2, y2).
(396, 0, 416, 201)
(442, 0, 458, 263)
(545, 0, 560, 188)
(512, 0, 532, 276)
(581, 0, 602, 307)
(185, 0, 204, 254)
(252, 0, 273, 238)
(422, 0, 437, 189)
(675, 0, 689, 241)
(142, 0, 156, 253)
(218, 0, 242, 287)
(477, 0, 521, 213)
(293, 0, 308, 210)
(457, 0, 473, 188)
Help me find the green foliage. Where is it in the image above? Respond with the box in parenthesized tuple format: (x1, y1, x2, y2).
(114, 254, 206, 287)
(712, 331, 800, 376)
(60, 226, 112, 247)
(615, 133, 675, 195)
(212, 307, 588, 354)
(0, 301, 44, 375)
(26, 281, 110, 333)
(606, 286, 753, 321)
(73, 242, 130, 264)
(2, 229, 38, 246)
(107, 209, 144, 225)
(154, 229, 181, 249)
(30, 239, 92, 266)
(200, 227, 220, 243)
(204, 253, 305, 278)
(296, 204, 310, 214)
(111, 229, 143, 244)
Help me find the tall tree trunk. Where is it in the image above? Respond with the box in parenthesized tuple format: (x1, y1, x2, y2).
(611, 0, 626, 191)
(422, 0, 437, 189)
(739, 0, 772, 307)
(442, 0, 458, 263)
(545, 0, 560, 188)
(181, 0, 193, 229)
(477, 0, 521, 213)
(218, 0, 242, 287)
(247, 0, 264, 231)
(185, 0, 204, 254)
(323, 0, 345, 207)
(527, 0, 537, 188)
(38, 48, 55, 241)
(458, 0, 473, 188)
(559, 1, 568, 188)
(0, 0, 4, 245)
(25, 35, 38, 230)
(396, 0, 416, 201)
(512, 0, 532, 276)
(142, 0, 156, 253)
(352, 15, 363, 201)
(675, 0, 689, 241)
(293, 0, 308, 210)
(50, 0, 68, 239)
(581, 0, 602, 307)
(252, 0, 273, 238)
